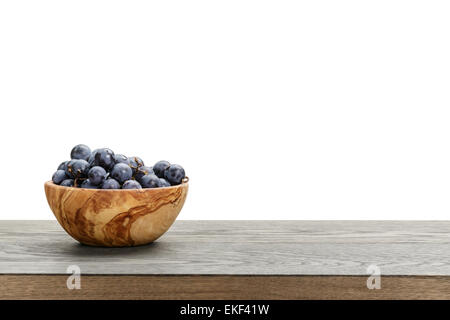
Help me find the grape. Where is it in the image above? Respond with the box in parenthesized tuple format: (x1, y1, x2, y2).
(114, 154, 129, 165)
(88, 149, 100, 166)
(52, 170, 68, 185)
(140, 174, 161, 188)
(65, 159, 90, 179)
(57, 161, 69, 171)
(153, 160, 170, 178)
(129, 156, 144, 174)
(88, 166, 107, 186)
(93, 148, 115, 170)
(60, 179, 74, 187)
(122, 180, 142, 189)
(159, 178, 171, 187)
(129, 156, 144, 167)
(101, 178, 121, 189)
(135, 166, 154, 182)
(70, 144, 91, 161)
(52, 145, 188, 190)
(164, 164, 185, 185)
(80, 179, 98, 189)
(111, 163, 133, 184)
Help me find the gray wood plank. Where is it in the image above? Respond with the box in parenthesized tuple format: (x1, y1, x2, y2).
(1, 220, 450, 275)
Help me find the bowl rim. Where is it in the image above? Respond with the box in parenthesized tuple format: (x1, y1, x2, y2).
(45, 180, 188, 192)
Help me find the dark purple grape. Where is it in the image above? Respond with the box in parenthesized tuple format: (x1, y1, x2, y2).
(80, 179, 98, 189)
(88, 166, 107, 186)
(70, 144, 91, 161)
(93, 148, 115, 171)
(140, 174, 161, 188)
(52, 170, 68, 185)
(129, 156, 144, 167)
(114, 154, 129, 165)
(57, 161, 69, 171)
(128, 156, 144, 174)
(135, 166, 154, 182)
(122, 180, 142, 189)
(65, 159, 90, 179)
(111, 163, 133, 184)
(164, 164, 185, 185)
(60, 179, 74, 187)
(101, 178, 121, 189)
(159, 178, 171, 187)
(153, 160, 170, 178)
(88, 149, 100, 166)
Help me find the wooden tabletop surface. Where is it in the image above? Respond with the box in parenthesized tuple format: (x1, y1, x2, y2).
(1, 220, 450, 275)
(1, 220, 450, 299)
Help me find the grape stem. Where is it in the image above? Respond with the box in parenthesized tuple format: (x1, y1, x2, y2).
(129, 157, 145, 179)
(69, 166, 86, 188)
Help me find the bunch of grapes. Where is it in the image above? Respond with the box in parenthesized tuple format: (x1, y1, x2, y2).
(51, 144, 186, 189)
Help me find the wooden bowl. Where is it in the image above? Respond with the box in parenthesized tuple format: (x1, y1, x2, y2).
(44, 181, 188, 247)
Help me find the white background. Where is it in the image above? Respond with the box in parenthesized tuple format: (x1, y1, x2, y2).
(1, 1, 449, 220)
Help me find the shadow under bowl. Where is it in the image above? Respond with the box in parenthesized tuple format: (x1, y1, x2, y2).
(44, 181, 188, 247)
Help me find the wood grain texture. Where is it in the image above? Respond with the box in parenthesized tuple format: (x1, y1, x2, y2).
(1, 221, 450, 275)
(44, 181, 188, 247)
(2, 275, 450, 300)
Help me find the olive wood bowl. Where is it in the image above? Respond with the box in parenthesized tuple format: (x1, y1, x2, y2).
(44, 181, 188, 247)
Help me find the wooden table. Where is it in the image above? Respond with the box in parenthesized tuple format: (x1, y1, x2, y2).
(1, 220, 450, 299)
